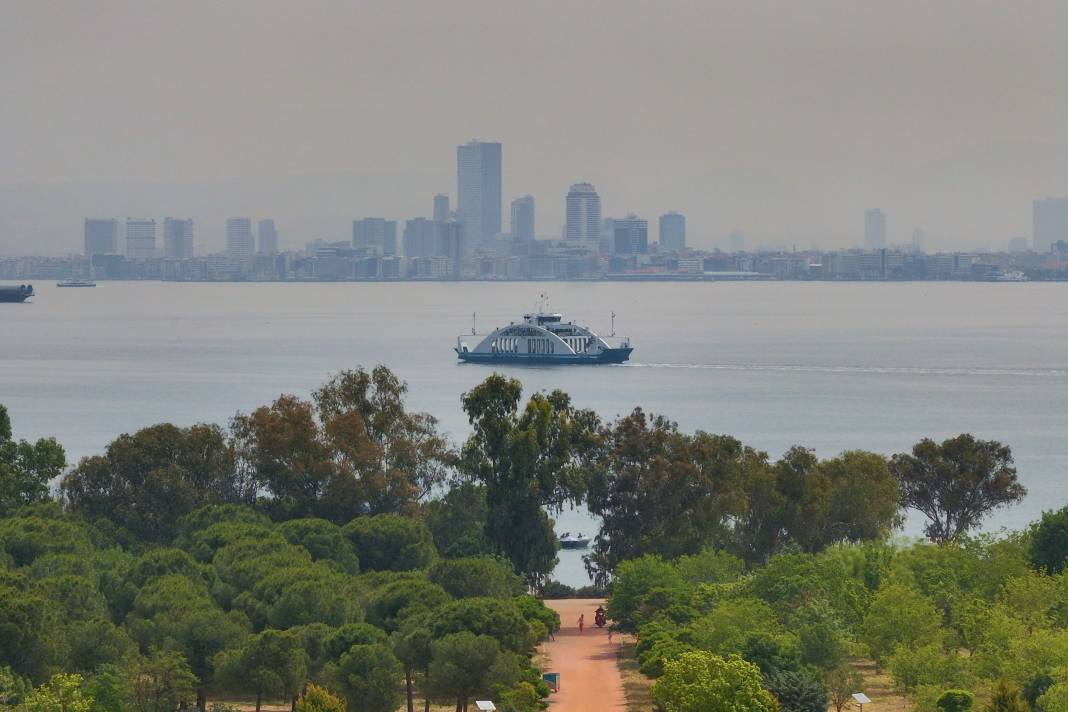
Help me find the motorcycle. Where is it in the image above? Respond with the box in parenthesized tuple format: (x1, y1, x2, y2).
(594, 608, 607, 628)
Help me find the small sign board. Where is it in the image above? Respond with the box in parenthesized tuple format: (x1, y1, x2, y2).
(542, 672, 560, 692)
(852, 692, 872, 705)
(475, 703, 496, 711)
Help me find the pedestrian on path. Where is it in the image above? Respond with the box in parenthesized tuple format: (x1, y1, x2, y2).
(578, 614, 585, 633)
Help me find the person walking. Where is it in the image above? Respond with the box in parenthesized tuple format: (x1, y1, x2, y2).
(578, 614, 585, 634)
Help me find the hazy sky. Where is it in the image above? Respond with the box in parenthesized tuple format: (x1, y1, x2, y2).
(2, 0, 1066, 254)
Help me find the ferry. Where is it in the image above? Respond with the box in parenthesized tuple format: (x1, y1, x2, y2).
(0, 284, 34, 303)
(558, 532, 591, 550)
(57, 279, 97, 287)
(456, 298, 633, 365)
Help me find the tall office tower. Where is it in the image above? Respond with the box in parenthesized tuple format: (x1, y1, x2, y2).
(613, 214, 649, 255)
(257, 219, 279, 254)
(226, 217, 254, 261)
(438, 219, 464, 277)
(433, 194, 450, 223)
(864, 209, 886, 250)
(659, 212, 686, 251)
(352, 218, 398, 256)
(910, 228, 926, 254)
(125, 219, 157, 259)
(510, 195, 535, 242)
(403, 218, 438, 257)
(565, 183, 601, 241)
(84, 218, 119, 257)
(728, 230, 745, 252)
(457, 140, 502, 248)
(162, 218, 194, 258)
(1033, 197, 1068, 252)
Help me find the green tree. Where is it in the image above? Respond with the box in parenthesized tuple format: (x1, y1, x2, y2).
(66, 619, 136, 674)
(423, 483, 492, 558)
(325, 643, 402, 712)
(84, 664, 128, 712)
(427, 556, 524, 599)
(277, 518, 359, 574)
(936, 689, 975, 712)
(214, 629, 307, 712)
(391, 621, 432, 712)
(861, 583, 941, 664)
(766, 668, 828, 712)
(460, 375, 599, 587)
(0, 404, 66, 517)
(891, 435, 1026, 544)
(365, 579, 450, 633)
(429, 598, 534, 654)
(19, 673, 92, 712)
(124, 650, 196, 712)
(342, 514, 436, 572)
(825, 665, 863, 712)
(605, 555, 682, 634)
(0, 666, 32, 707)
(1038, 683, 1068, 712)
(1030, 504, 1068, 574)
(651, 651, 778, 712)
(984, 679, 1028, 712)
(425, 633, 502, 712)
(295, 684, 346, 712)
(61, 423, 248, 543)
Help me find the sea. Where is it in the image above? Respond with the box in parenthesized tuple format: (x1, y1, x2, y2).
(2, 280, 1066, 586)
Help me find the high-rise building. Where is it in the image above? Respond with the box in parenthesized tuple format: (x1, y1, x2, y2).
(864, 209, 886, 250)
(125, 219, 157, 260)
(457, 140, 502, 248)
(659, 212, 686, 252)
(1033, 197, 1068, 252)
(510, 195, 535, 242)
(162, 218, 194, 259)
(403, 218, 438, 258)
(352, 218, 398, 256)
(728, 230, 745, 252)
(1008, 236, 1030, 253)
(565, 183, 601, 242)
(257, 219, 279, 254)
(438, 219, 464, 278)
(226, 217, 254, 262)
(613, 214, 649, 255)
(84, 218, 119, 257)
(910, 228, 926, 254)
(433, 194, 450, 223)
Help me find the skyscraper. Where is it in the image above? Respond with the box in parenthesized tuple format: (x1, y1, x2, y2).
(226, 217, 254, 262)
(456, 140, 502, 249)
(728, 230, 745, 252)
(125, 219, 157, 260)
(257, 219, 279, 254)
(403, 218, 437, 257)
(162, 218, 194, 259)
(438, 219, 464, 278)
(864, 209, 886, 250)
(84, 218, 118, 257)
(433, 194, 450, 223)
(910, 228, 926, 254)
(352, 218, 398, 256)
(510, 195, 535, 243)
(1033, 197, 1068, 252)
(565, 183, 601, 242)
(613, 214, 649, 255)
(659, 212, 686, 252)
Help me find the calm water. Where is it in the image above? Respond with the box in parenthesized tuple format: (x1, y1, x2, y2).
(2, 280, 1067, 585)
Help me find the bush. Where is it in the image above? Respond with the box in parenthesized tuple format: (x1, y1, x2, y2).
(296, 683, 346, 712)
(936, 689, 974, 712)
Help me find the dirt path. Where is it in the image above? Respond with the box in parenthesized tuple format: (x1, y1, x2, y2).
(542, 599, 627, 712)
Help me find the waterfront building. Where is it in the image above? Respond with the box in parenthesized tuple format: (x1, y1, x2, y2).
(352, 218, 398, 256)
(403, 218, 438, 258)
(910, 228, 926, 254)
(613, 214, 649, 255)
(125, 219, 157, 260)
(84, 218, 119, 257)
(511, 195, 535, 243)
(226, 217, 254, 262)
(864, 209, 886, 250)
(457, 140, 502, 249)
(433, 194, 450, 223)
(659, 212, 686, 252)
(438, 219, 464, 278)
(1033, 197, 1068, 252)
(566, 183, 601, 242)
(162, 218, 194, 259)
(257, 219, 279, 254)
(729, 230, 745, 252)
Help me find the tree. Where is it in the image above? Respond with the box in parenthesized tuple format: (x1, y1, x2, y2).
(84, 664, 128, 712)
(460, 375, 599, 587)
(766, 668, 828, 712)
(936, 689, 975, 712)
(19, 673, 92, 712)
(1038, 683, 1068, 712)
(425, 633, 502, 712)
(429, 598, 534, 654)
(0, 666, 32, 707)
(584, 410, 753, 580)
(984, 679, 1028, 712)
(295, 684, 346, 712)
(0, 404, 66, 517)
(214, 629, 307, 712)
(365, 579, 450, 633)
(61, 423, 249, 543)
(427, 557, 524, 600)
(125, 650, 197, 712)
(861, 583, 942, 664)
(1030, 504, 1068, 574)
(605, 555, 682, 634)
(391, 620, 433, 712)
(342, 514, 436, 572)
(651, 651, 778, 712)
(825, 665, 863, 712)
(277, 518, 359, 574)
(325, 643, 402, 712)
(423, 483, 492, 559)
(891, 435, 1026, 544)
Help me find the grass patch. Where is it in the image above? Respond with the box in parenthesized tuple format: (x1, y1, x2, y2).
(617, 639, 655, 712)
(847, 659, 913, 712)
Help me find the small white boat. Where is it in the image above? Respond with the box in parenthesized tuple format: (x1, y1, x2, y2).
(57, 279, 97, 287)
(559, 532, 591, 550)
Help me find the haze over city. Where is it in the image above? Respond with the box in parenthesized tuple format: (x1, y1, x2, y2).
(2, 0, 1066, 255)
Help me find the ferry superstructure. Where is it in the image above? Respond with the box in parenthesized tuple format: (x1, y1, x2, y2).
(456, 301, 632, 365)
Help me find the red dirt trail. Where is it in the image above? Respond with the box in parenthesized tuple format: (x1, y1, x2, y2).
(541, 599, 627, 712)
